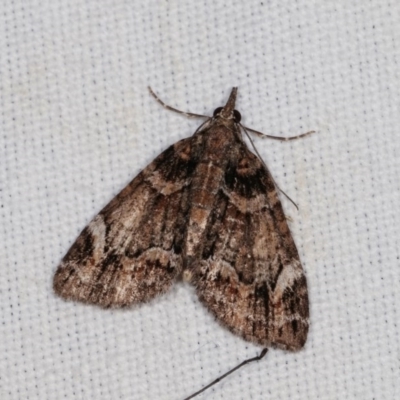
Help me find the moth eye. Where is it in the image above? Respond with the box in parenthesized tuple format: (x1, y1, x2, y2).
(233, 110, 241, 123)
(213, 107, 223, 117)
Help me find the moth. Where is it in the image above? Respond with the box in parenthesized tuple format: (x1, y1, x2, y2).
(54, 88, 311, 396)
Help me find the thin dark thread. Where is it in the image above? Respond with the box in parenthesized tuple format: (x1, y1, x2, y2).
(183, 348, 269, 400)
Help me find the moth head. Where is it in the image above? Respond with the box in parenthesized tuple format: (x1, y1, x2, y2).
(213, 107, 242, 123)
(213, 87, 241, 123)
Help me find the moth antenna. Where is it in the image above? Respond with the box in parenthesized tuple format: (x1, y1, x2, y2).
(148, 86, 208, 119)
(243, 125, 316, 141)
(183, 348, 268, 400)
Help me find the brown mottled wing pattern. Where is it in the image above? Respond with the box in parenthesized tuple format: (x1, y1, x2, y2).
(189, 143, 309, 351)
(53, 138, 196, 308)
(54, 87, 309, 355)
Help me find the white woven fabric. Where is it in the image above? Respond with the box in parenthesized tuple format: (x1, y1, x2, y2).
(1, 1, 399, 399)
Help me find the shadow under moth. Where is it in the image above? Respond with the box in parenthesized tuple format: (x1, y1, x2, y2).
(53, 87, 312, 399)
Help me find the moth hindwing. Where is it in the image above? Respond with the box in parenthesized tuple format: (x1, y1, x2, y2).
(54, 88, 309, 351)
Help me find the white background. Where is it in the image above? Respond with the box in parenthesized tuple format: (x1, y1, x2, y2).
(1, 1, 399, 399)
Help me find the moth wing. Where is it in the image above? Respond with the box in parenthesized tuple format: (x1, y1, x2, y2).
(190, 146, 309, 350)
(54, 138, 196, 308)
